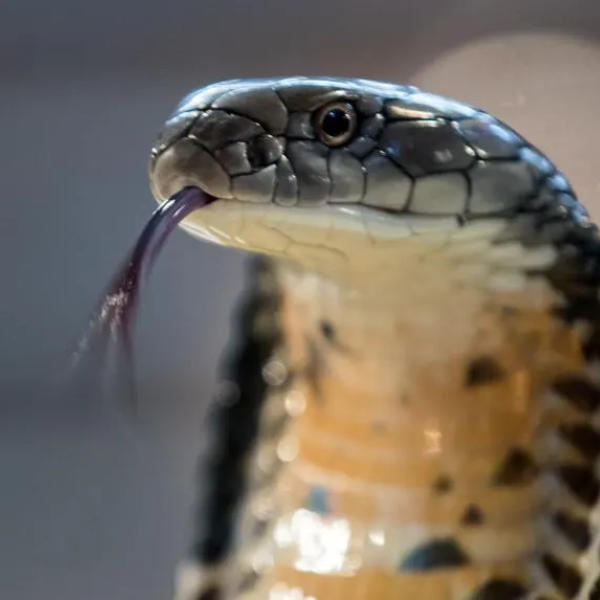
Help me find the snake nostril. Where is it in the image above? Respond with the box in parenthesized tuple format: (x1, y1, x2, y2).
(246, 134, 283, 171)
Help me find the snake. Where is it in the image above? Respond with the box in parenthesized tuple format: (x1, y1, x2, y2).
(141, 76, 600, 600)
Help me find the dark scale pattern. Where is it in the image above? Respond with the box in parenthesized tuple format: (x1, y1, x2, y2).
(245, 134, 283, 170)
(552, 376, 600, 414)
(465, 355, 506, 386)
(194, 586, 222, 600)
(319, 319, 336, 342)
(542, 554, 583, 598)
(303, 337, 326, 404)
(318, 318, 352, 354)
(431, 475, 454, 495)
(471, 580, 527, 600)
(492, 447, 539, 487)
(552, 511, 591, 551)
(560, 423, 600, 462)
(557, 464, 600, 507)
(493, 129, 600, 600)
(461, 504, 485, 526)
(190, 256, 285, 565)
(398, 538, 470, 572)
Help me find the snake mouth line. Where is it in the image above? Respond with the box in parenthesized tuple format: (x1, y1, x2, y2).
(174, 193, 468, 253)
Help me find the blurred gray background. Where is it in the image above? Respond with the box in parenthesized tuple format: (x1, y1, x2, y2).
(2, 1, 600, 598)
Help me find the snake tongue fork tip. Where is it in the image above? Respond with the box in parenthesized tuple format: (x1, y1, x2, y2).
(67, 185, 213, 399)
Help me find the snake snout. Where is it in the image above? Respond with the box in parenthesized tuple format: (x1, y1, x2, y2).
(149, 107, 285, 204)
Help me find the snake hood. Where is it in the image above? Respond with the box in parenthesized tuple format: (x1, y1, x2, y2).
(142, 77, 600, 600)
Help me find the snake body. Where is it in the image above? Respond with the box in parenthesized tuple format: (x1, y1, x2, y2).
(148, 77, 600, 600)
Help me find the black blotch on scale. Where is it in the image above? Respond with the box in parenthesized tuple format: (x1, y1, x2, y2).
(431, 475, 454, 495)
(492, 447, 539, 486)
(198, 452, 247, 563)
(560, 423, 600, 462)
(553, 511, 591, 551)
(461, 504, 485, 526)
(542, 554, 582, 598)
(583, 328, 600, 363)
(465, 356, 506, 386)
(304, 337, 326, 404)
(398, 538, 470, 572)
(552, 376, 600, 414)
(319, 320, 336, 342)
(195, 587, 222, 600)
(318, 318, 352, 354)
(547, 254, 600, 331)
(471, 579, 527, 600)
(557, 464, 600, 507)
(552, 299, 599, 325)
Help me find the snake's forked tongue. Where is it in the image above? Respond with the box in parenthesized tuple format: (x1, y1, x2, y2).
(67, 186, 213, 416)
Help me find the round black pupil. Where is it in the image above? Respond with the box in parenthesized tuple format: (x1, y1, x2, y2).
(322, 108, 351, 138)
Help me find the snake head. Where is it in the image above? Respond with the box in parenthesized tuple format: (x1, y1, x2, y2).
(148, 77, 570, 267)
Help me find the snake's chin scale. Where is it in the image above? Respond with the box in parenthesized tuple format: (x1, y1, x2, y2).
(173, 199, 525, 280)
(173, 199, 558, 297)
(178, 200, 458, 249)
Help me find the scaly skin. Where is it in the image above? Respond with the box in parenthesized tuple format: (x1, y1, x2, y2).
(149, 78, 600, 600)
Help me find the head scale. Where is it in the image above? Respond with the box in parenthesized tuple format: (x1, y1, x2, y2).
(148, 76, 504, 215)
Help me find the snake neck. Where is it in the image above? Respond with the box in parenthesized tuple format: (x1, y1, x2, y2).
(178, 223, 599, 600)
(272, 214, 563, 399)
(237, 224, 590, 599)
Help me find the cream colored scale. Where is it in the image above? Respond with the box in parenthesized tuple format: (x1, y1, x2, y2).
(214, 217, 588, 600)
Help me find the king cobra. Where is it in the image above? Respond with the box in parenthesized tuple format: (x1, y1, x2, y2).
(138, 76, 600, 600)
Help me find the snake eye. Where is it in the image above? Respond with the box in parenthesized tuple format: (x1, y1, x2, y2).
(315, 102, 357, 147)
